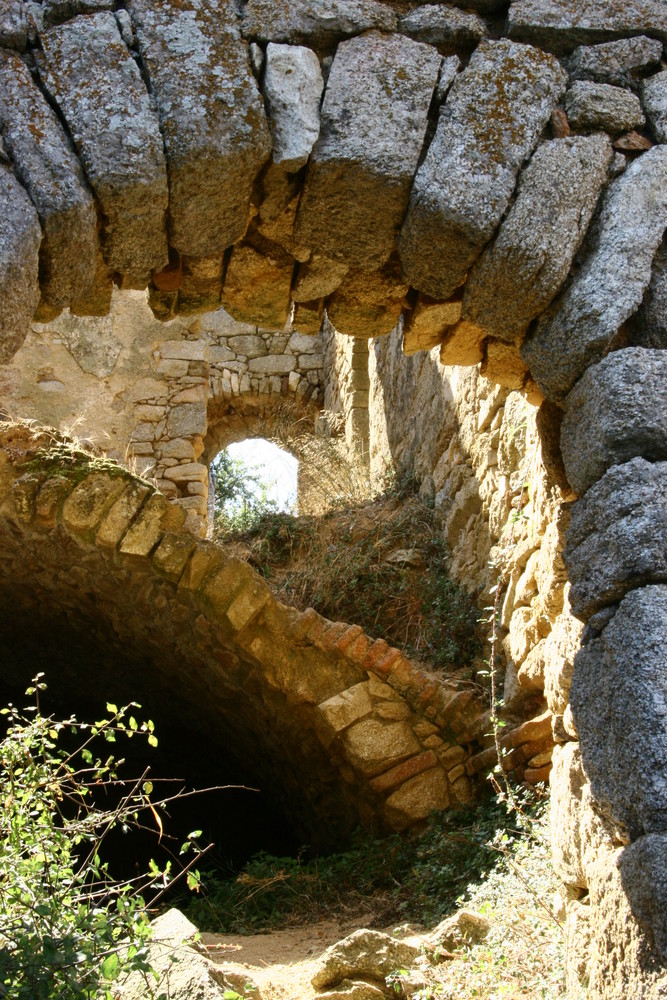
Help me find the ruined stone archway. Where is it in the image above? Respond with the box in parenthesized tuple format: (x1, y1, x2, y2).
(0, 0, 666, 994)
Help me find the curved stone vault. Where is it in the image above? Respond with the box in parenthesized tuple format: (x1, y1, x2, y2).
(0, 0, 666, 996)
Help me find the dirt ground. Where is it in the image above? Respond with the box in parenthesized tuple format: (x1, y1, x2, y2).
(202, 915, 409, 1000)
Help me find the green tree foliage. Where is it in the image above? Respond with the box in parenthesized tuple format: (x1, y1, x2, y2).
(0, 677, 204, 1000)
(212, 450, 280, 537)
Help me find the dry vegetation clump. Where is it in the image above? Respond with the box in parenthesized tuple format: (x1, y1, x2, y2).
(218, 475, 483, 676)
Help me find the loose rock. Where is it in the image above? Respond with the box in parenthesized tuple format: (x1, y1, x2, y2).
(399, 5, 488, 53)
(311, 929, 422, 990)
(642, 71, 667, 144)
(241, 0, 397, 48)
(568, 36, 663, 90)
(507, 0, 667, 55)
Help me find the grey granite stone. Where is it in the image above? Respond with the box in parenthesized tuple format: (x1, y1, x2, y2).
(0, 163, 41, 362)
(241, 0, 397, 48)
(128, 0, 271, 259)
(642, 71, 667, 144)
(570, 585, 667, 838)
(0, 0, 26, 49)
(398, 39, 567, 299)
(399, 4, 488, 53)
(507, 0, 667, 55)
(618, 835, 667, 963)
(36, 12, 168, 287)
(461, 135, 612, 342)
(563, 458, 667, 617)
(561, 348, 667, 495)
(264, 43, 323, 172)
(521, 145, 667, 401)
(41, 0, 114, 28)
(295, 31, 441, 269)
(0, 49, 97, 309)
(628, 238, 667, 348)
(564, 81, 645, 135)
(568, 36, 663, 91)
(435, 54, 460, 104)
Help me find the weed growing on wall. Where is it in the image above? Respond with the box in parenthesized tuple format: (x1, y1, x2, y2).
(0, 678, 207, 999)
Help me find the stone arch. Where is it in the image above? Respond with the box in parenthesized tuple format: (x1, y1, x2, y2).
(0, 2, 665, 994)
(0, 420, 522, 846)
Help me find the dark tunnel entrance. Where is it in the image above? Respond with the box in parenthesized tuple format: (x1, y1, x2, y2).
(0, 591, 357, 890)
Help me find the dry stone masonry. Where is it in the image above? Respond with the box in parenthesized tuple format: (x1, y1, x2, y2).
(0, 1, 666, 997)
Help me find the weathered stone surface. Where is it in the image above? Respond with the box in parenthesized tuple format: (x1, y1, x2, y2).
(384, 767, 450, 829)
(241, 0, 397, 47)
(402, 293, 463, 355)
(570, 585, 667, 839)
(618, 835, 667, 963)
(313, 982, 385, 1000)
(568, 36, 663, 90)
(96, 481, 150, 548)
(318, 682, 372, 733)
(342, 717, 420, 776)
(642, 71, 667, 144)
(522, 145, 667, 401)
(121, 908, 237, 999)
(127, 0, 271, 258)
(264, 43, 323, 171)
(398, 40, 567, 299)
(563, 458, 667, 619)
(311, 929, 421, 990)
(587, 845, 667, 999)
(435, 54, 460, 104)
(0, 0, 26, 48)
(37, 13, 168, 286)
(507, 0, 667, 54)
(292, 255, 348, 303)
(221, 243, 293, 329)
(326, 258, 408, 338)
(0, 163, 41, 363)
(628, 238, 667, 348)
(461, 136, 612, 343)
(480, 341, 528, 390)
(41, 0, 114, 27)
(0, 50, 97, 309)
(544, 589, 584, 715)
(399, 5, 487, 53)
(564, 81, 645, 134)
(438, 320, 485, 366)
(61, 472, 127, 537)
(550, 741, 587, 888)
(561, 348, 667, 496)
(295, 31, 440, 269)
(427, 909, 491, 949)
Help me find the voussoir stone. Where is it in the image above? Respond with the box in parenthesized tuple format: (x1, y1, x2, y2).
(568, 36, 664, 91)
(36, 12, 168, 287)
(399, 4, 488, 53)
(398, 39, 567, 300)
(507, 0, 667, 55)
(561, 348, 667, 495)
(0, 49, 97, 310)
(294, 31, 440, 270)
(570, 585, 667, 840)
(264, 43, 323, 172)
(127, 0, 271, 259)
(522, 145, 667, 401)
(0, 163, 41, 363)
(563, 458, 667, 619)
(642, 71, 667, 144)
(461, 135, 612, 343)
(564, 81, 645, 135)
(241, 0, 397, 48)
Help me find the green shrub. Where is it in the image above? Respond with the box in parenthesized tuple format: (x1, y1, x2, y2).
(0, 678, 204, 1000)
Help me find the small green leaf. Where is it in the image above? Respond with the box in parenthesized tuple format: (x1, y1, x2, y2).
(106, 703, 118, 715)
